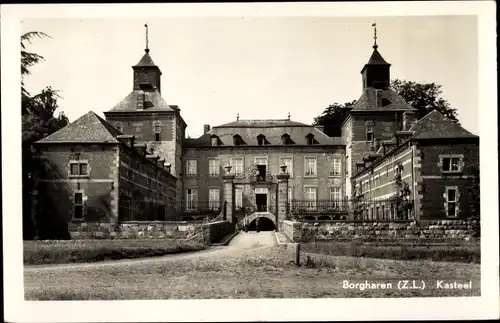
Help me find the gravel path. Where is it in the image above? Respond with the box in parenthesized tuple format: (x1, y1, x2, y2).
(24, 232, 278, 272)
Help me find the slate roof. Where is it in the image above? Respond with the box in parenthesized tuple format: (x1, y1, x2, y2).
(365, 48, 390, 66)
(37, 111, 122, 144)
(214, 119, 310, 128)
(106, 89, 175, 113)
(351, 87, 417, 112)
(185, 119, 344, 147)
(409, 110, 478, 139)
(134, 52, 158, 67)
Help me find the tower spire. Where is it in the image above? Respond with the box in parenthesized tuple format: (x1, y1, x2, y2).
(372, 22, 378, 49)
(144, 23, 150, 53)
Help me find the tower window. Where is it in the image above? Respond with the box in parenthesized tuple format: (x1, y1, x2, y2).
(281, 134, 293, 145)
(153, 121, 161, 141)
(366, 121, 374, 142)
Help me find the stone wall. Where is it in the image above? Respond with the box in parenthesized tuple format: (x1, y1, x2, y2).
(69, 221, 202, 239)
(201, 220, 235, 244)
(68, 220, 235, 243)
(284, 219, 477, 242)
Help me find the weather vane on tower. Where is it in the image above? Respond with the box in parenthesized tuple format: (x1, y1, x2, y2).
(372, 22, 378, 49)
(145, 23, 150, 53)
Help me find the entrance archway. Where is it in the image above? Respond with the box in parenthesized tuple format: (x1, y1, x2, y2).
(247, 217, 276, 231)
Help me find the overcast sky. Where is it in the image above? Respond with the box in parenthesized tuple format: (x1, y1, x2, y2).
(22, 16, 478, 138)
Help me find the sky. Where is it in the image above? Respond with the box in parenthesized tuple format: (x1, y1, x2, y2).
(22, 16, 478, 138)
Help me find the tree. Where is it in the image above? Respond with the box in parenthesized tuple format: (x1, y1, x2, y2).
(313, 100, 357, 137)
(390, 79, 459, 123)
(313, 79, 459, 136)
(22, 32, 69, 239)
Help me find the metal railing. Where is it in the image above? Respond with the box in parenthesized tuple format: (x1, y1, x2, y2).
(178, 200, 223, 216)
(290, 199, 349, 215)
(290, 198, 412, 222)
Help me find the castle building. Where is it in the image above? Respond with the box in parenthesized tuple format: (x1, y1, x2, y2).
(32, 27, 479, 235)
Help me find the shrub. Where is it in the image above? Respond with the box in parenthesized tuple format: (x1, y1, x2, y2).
(24, 239, 207, 265)
(300, 241, 480, 263)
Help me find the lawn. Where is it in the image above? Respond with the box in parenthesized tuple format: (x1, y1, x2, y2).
(24, 244, 480, 300)
(300, 241, 480, 263)
(24, 239, 207, 265)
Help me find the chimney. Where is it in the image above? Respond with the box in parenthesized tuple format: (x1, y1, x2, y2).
(158, 158, 165, 168)
(374, 138, 381, 152)
(134, 143, 147, 156)
(137, 90, 145, 110)
(117, 135, 135, 148)
(402, 111, 417, 131)
(314, 124, 325, 133)
(395, 131, 414, 146)
(203, 124, 211, 134)
(165, 163, 172, 174)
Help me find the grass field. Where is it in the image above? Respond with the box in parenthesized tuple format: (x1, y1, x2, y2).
(24, 244, 480, 300)
(23, 239, 207, 265)
(300, 241, 480, 263)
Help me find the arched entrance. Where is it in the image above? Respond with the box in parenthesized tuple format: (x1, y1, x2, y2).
(247, 217, 276, 231)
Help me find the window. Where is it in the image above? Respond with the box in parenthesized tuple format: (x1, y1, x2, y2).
(330, 157, 341, 176)
(366, 121, 374, 142)
(230, 157, 244, 176)
(74, 192, 84, 220)
(186, 188, 198, 211)
(441, 156, 462, 173)
(211, 136, 219, 146)
(115, 122, 123, 132)
(445, 187, 458, 217)
(280, 156, 293, 176)
(153, 121, 161, 141)
(304, 157, 317, 177)
(329, 187, 341, 208)
(208, 188, 220, 210)
(186, 160, 197, 176)
(233, 135, 244, 146)
(69, 161, 89, 177)
(304, 187, 317, 210)
(209, 159, 220, 177)
(235, 187, 243, 209)
(257, 134, 267, 146)
(288, 186, 293, 209)
(306, 134, 316, 145)
(281, 134, 292, 145)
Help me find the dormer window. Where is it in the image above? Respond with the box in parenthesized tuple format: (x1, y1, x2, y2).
(366, 121, 374, 142)
(306, 133, 316, 145)
(233, 135, 245, 146)
(211, 135, 220, 146)
(153, 121, 161, 141)
(257, 134, 268, 146)
(281, 134, 293, 145)
(115, 122, 123, 133)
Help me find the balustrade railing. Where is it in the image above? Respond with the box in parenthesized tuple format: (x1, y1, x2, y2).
(290, 198, 412, 222)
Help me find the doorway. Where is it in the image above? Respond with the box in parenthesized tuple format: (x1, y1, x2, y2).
(256, 193, 267, 212)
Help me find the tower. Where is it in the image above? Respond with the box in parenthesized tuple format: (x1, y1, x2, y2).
(104, 24, 186, 200)
(360, 23, 391, 90)
(342, 23, 416, 199)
